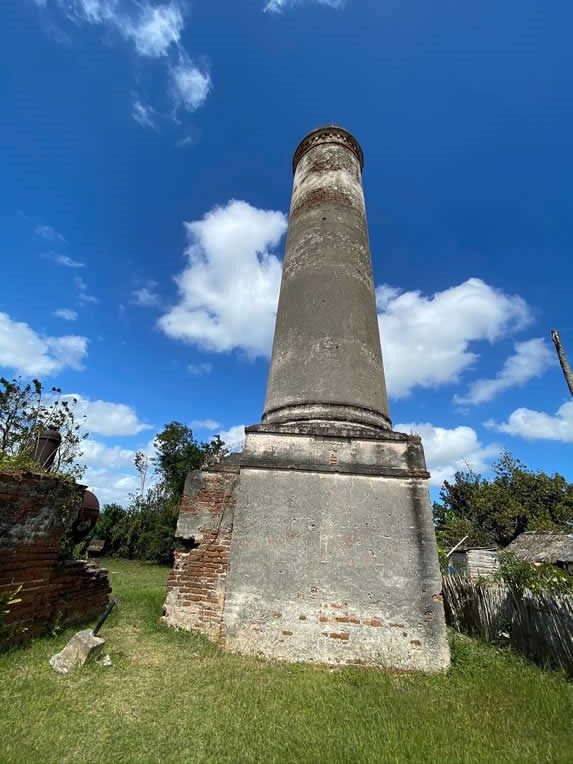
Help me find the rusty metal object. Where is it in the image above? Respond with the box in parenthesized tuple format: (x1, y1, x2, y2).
(33, 428, 62, 470)
(70, 489, 100, 542)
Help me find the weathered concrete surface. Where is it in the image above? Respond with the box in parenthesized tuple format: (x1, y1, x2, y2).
(49, 629, 104, 674)
(263, 126, 391, 431)
(222, 427, 450, 671)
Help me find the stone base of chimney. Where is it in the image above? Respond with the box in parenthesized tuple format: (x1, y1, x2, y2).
(221, 423, 450, 672)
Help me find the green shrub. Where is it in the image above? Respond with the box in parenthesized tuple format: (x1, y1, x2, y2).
(496, 551, 573, 594)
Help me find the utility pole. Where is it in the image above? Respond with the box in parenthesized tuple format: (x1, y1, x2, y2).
(551, 329, 573, 398)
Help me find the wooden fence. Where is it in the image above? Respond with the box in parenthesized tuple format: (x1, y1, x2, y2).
(442, 574, 573, 675)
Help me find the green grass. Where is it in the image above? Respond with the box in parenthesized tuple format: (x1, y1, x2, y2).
(1, 559, 571, 764)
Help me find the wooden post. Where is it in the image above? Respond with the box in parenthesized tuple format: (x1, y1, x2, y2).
(551, 329, 573, 398)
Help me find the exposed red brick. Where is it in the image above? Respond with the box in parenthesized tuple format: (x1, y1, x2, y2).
(282, 630, 293, 636)
(0, 473, 110, 649)
(329, 632, 350, 640)
(163, 464, 238, 642)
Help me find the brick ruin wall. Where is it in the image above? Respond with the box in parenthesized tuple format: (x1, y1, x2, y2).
(162, 456, 240, 641)
(0, 472, 110, 649)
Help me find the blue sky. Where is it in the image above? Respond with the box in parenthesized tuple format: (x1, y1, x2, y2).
(1, 0, 572, 504)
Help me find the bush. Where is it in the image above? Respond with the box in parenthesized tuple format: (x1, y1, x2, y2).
(91, 490, 180, 566)
(496, 552, 573, 594)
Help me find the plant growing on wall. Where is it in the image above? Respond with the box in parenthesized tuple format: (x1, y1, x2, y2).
(0, 586, 22, 637)
(0, 377, 87, 479)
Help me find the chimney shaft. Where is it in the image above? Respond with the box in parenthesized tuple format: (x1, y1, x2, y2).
(263, 126, 391, 430)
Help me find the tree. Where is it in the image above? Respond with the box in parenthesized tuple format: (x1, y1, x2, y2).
(153, 421, 227, 497)
(134, 451, 150, 495)
(0, 377, 87, 478)
(434, 451, 573, 548)
(91, 421, 229, 564)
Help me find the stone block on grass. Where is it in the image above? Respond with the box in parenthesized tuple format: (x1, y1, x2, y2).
(49, 629, 105, 674)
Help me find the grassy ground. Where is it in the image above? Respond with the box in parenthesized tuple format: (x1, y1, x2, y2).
(0, 559, 571, 764)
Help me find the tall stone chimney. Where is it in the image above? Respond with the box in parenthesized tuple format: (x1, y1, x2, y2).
(263, 126, 391, 431)
(164, 127, 450, 672)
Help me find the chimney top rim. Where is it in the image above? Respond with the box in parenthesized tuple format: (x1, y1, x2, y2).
(293, 125, 364, 174)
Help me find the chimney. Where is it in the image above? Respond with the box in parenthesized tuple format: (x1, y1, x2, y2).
(263, 126, 391, 430)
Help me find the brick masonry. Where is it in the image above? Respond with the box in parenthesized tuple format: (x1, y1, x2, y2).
(162, 455, 240, 639)
(0, 472, 110, 649)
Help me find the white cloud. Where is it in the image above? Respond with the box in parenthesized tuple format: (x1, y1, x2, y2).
(55, 2, 186, 58)
(60, 0, 118, 24)
(218, 424, 246, 452)
(191, 418, 221, 431)
(127, 2, 183, 57)
(378, 278, 531, 398)
(158, 207, 532, 400)
(0, 312, 88, 376)
(170, 58, 211, 112)
(454, 338, 554, 406)
(264, 0, 344, 13)
(81, 435, 157, 505)
(35, 223, 65, 241)
(131, 283, 160, 307)
(52, 254, 85, 268)
(84, 466, 139, 506)
(486, 401, 573, 443)
(395, 421, 500, 487)
(132, 98, 156, 128)
(36, 2, 212, 123)
(61, 394, 152, 436)
(188, 362, 212, 375)
(53, 308, 78, 321)
(75, 276, 99, 304)
(81, 438, 136, 469)
(158, 200, 287, 357)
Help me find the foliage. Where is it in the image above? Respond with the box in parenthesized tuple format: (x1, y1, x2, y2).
(0, 377, 87, 479)
(93, 488, 180, 565)
(153, 421, 227, 496)
(90, 421, 228, 565)
(0, 450, 50, 475)
(434, 451, 573, 548)
(437, 545, 449, 574)
(1, 559, 572, 764)
(496, 552, 573, 595)
(134, 450, 149, 495)
(0, 587, 22, 636)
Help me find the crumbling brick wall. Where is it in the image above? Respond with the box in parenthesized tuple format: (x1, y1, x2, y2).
(0, 472, 110, 648)
(162, 455, 239, 640)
